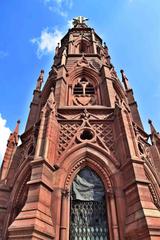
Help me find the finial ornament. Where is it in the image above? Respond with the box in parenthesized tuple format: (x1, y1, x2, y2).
(104, 42, 107, 48)
(148, 118, 160, 143)
(148, 119, 152, 125)
(73, 16, 89, 28)
(120, 69, 130, 90)
(55, 43, 60, 56)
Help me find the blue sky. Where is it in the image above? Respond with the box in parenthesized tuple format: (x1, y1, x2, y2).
(0, 0, 160, 162)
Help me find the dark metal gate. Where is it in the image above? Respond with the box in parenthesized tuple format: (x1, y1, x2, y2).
(70, 167, 109, 240)
(70, 199, 108, 239)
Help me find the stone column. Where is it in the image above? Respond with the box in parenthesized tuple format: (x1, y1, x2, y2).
(59, 189, 70, 240)
(8, 90, 60, 239)
(91, 29, 97, 54)
(109, 193, 120, 240)
(8, 158, 55, 240)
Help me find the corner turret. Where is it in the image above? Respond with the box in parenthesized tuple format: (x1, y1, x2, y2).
(0, 120, 20, 181)
(120, 69, 143, 129)
(25, 70, 44, 131)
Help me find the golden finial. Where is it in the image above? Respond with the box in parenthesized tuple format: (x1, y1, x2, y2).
(73, 16, 89, 28)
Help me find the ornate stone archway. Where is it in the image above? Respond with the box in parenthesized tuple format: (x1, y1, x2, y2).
(52, 144, 121, 240)
(3, 159, 31, 239)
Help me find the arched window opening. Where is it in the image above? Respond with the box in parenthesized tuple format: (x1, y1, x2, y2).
(85, 83, 95, 95)
(79, 40, 89, 53)
(80, 78, 88, 83)
(138, 142, 144, 155)
(97, 46, 101, 54)
(70, 167, 109, 239)
(73, 83, 83, 95)
(73, 79, 95, 96)
(9, 173, 31, 226)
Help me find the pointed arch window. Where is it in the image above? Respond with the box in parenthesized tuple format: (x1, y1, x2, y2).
(85, 83, 95, 94)
(73, 78, 95, 96)
(70, 167, 109, 239)
(73, 83, 83, 95)
(79, 40, 89, 53)
(97, 46, 101, 55)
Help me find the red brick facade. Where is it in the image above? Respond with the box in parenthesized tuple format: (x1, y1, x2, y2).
(1, 17, 160, 240)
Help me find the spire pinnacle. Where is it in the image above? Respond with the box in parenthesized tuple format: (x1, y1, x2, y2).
(0, 120, 20, 180)
(55, 43, 60, 56)
(8, 120, 20, 147)
(36, 69, 44, 91)
(120, 69, 131, 90)
(14, 120, 20, 135)
(148, 119, 160, 144)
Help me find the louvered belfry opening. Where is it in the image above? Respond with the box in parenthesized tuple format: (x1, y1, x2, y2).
(85, 83, 95, 95)
(73, 79, 95, 96)
(70, 167, 109, 240)
(73, 83, 83, 95)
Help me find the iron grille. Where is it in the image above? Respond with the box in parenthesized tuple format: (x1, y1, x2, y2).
(70, 200, 109, 240)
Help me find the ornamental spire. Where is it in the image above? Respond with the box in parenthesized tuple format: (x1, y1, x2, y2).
(120, 69, 131, 90)
(148, 119, 160, 145)
(72, 16, 89, 28)
(0, 120, 20, 180)
(7, 120, 20, 147)
(36, 69, 44, 91)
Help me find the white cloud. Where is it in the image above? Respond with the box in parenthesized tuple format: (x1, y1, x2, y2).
(31, 28, 63, 58)
(48, 6, 68, 17)
(45, 0, 72, 7)
(67, 19, 73, 28)
(0, 114, 11, 165)
(43, 0, 73, 17)
(55, 0, 63, 5)
(0, 50, 8, 59)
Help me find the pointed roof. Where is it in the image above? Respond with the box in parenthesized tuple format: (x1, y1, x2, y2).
(36, 69, 44, 91)
(7, 120, 20, 146)
(120, 69, 131, 90)
(148, 119, 160, 145)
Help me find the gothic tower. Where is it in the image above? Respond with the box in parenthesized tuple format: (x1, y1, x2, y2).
(1, 16, 160, 240)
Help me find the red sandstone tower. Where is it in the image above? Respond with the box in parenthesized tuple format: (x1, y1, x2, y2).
(1, 16, 160, 240)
